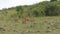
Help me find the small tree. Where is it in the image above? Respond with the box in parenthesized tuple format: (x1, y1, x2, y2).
(16, 6, 23, 18)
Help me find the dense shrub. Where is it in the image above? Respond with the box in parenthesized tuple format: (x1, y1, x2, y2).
(16, 1, 60, 17)
(45, 2, 60, 16)
(16, 6, 23, 18)
(50, 0, 57, 2)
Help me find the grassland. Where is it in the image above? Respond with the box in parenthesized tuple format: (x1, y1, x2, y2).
(0, 10, 60, 34)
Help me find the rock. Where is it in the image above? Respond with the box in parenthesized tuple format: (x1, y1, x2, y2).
(46, 30, 52, 33)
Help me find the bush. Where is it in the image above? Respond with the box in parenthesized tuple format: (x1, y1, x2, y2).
(16, 6, 23, 18)
(45, 2, 60, 16)
(16, 1, 60, 17)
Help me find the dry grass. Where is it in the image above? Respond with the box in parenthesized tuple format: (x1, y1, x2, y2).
(0, 10, 60, 34)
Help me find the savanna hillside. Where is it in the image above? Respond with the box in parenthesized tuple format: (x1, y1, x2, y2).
(0, 0, 60, 34)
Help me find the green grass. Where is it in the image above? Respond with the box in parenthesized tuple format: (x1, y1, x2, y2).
(0, 11, 60, 34)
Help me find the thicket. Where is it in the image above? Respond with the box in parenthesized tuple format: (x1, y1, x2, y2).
(16, 1, 60, 18)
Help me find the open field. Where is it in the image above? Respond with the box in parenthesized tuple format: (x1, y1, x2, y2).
(0, 0, 60, 34)
(0, 10, 60, 34)
(0, 14, 60, 34)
